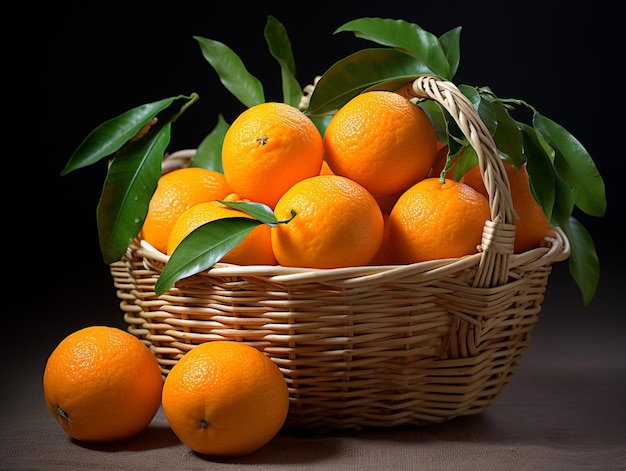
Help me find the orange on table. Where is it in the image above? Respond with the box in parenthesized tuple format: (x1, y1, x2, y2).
(161, 341, 289, 457)
(461, 161, 551, 253)
(221, 102, 324, 208)
(167, 194, 277, 265)
(272, 174, 384, 269)
(141, 167, 233, 253)
(42, 326, 163, 443)
(389, 178, 490, 264)
(323, 90, 438, 197)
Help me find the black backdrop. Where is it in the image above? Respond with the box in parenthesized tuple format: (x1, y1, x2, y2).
(32, 1, 621, 327)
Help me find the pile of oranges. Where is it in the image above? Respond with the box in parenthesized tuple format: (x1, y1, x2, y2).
(141, 90, 551, 269)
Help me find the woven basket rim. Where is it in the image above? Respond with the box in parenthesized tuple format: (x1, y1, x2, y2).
(135, 224, 569, 285)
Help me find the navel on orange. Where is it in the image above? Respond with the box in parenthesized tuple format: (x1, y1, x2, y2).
(141, 167, 233, 253)
(161, 341, 289, 457)
(272, 174, 384, 268)
(323, 90, 438, 197)
(389, 178, 490, 264)
(42, 326, 163, 443)
(221, 102, 324, 208)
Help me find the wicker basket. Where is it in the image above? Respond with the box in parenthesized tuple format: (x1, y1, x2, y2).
(110, 75, 570, 431)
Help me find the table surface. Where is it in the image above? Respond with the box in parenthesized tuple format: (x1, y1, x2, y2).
(2, 262, 624, 471)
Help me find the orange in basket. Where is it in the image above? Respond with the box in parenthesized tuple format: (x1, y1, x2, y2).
(221, 102, 324, 208)
(323, 90, 438, 197)
(141, 167, 232, 253)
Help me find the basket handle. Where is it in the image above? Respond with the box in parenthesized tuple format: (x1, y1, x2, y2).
(397, 75, 517, 288)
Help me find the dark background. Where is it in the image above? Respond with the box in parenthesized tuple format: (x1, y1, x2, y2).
(27, 1, 621, 334)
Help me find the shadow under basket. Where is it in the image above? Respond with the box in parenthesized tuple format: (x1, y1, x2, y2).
(109, 76, 570, 431)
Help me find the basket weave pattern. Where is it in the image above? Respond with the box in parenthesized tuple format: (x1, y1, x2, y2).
(110, 76, 569, 430)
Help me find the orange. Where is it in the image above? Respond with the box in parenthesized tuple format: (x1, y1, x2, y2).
(161, 341, 289, 457)
(272, 174, 384, 268)
(319, 159, 334, 175)
(374, 191, 402, 214)
(389, 178, 491, 264)
(221, 102, 324, 208)
(369, 213, 396, 265)
(167, 194, 277, 265)
(141, 167, 233, 253)
(42, 326, 163, 443)
(323, 90, 438, 197)
(461, 161, 551, 253)
(429, 143, 468, 180)
(430, 143, 450, 178)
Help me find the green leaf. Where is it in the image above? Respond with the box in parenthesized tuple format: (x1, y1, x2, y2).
(194, 36, 265, 108)
(61, 96, 182, 175)
(154, 218, 262, 294)
(561, 217, 600, 307)
(192, 113, 229, 172)
(264, 15, 302, 108)
(458, 84, 479, 103)
(460, 85, 498, 137)
(310, 115, 333, 137)
(334, 17, 454, 79)
(518, 122, 557, 221)
(306, 48, 432, 116)
(97, 123, 171, 264)
(451, 145, 478, 181)
(423, 94, 471, 163)
(418, 100, 449, 145)
(476, 90, 525, 167)
(216, 200, 280, 225)
(438, 26, 462, 79)
(533, 113, 606, 217)
(550, 176, 576, 228)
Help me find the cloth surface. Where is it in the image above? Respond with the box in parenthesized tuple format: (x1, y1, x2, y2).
(2, 263, 624, 470)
